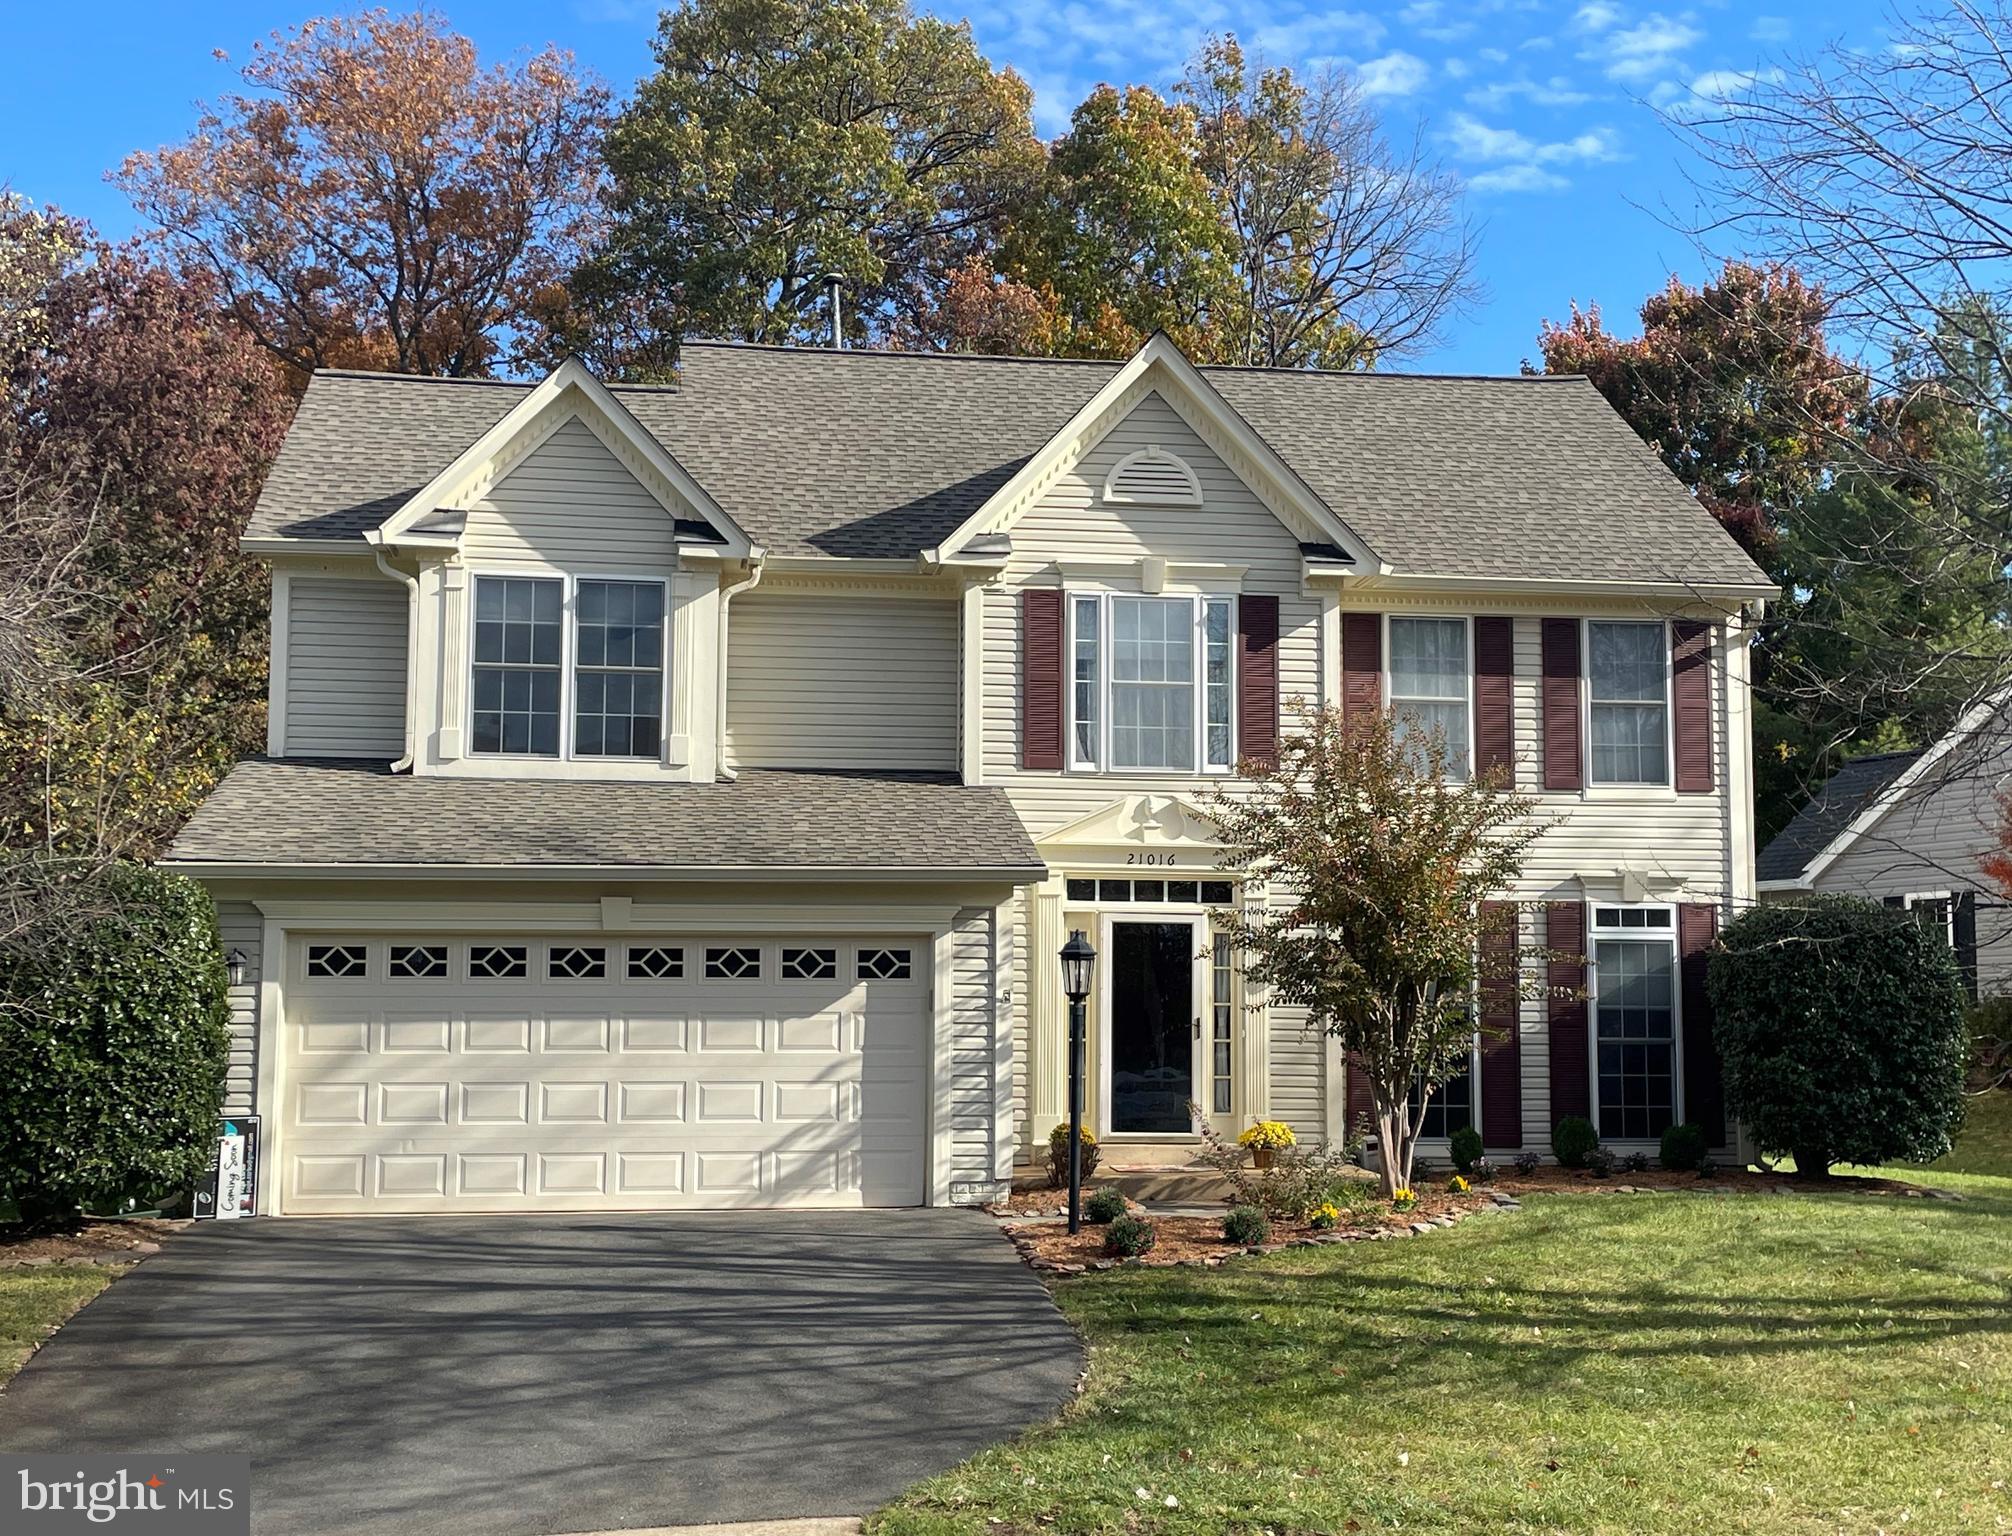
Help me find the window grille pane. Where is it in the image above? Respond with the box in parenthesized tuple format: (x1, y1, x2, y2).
(1065, 878, 1096, 901)
(858, 947, 912, 980)
(1408, 1061, 1474, 1138)
(1110, 597, 1196, 770)
(306, 943, 367, 979)
(626, 945, 683, 979)
(472, 576, 562, 757)
(388, 944, 449, 980)
(1389, 618, 1471, 779)
(1098, 879, 1132, 901)
(1588, 622, 1669, 785)
(1211, 933, 1234, 1114)
(1594, 937, 1676, 1139)
(1200, 880, 1234, 904)
(548, 945, 607, 980)
(705, 946, 760, 979)
(574, 579, 664, 759)
(1072, 596, 1100, 766)
(1204, 599, 1233, 768)
(470, 944, 528, 979)
(781, 947, 837, 980)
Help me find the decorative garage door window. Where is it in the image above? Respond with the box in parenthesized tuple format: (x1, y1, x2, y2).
(858, 947, 912, 980)
(548, 945, 608, 980)
(781, 947, 837, 980)
(305, 943, 367, 979)
(705, 946, 760, 979)
(626, 945, 683, 979)
(388, 944, 449, 980)
(470, 944, 528, 979)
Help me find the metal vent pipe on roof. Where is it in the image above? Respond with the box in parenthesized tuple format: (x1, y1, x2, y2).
(823, 274, 844, 350)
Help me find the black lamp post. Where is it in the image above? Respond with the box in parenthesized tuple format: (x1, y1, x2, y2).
(1059, 929, 1097, 1234)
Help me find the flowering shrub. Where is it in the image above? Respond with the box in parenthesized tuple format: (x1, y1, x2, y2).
(1198, 1124, 1356, 1219)
(1390, 1187, 1419, 1212)
(1309, 1202, 1342, 1230)
(1447, 1174, 1470, 1194)
(1238, 1120, 1297, 1150)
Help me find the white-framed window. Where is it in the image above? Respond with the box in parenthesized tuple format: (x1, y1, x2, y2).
(1903, 891, 1956, 947)
(1586, 620, 1670, 786)
(1387, 615, 1472, 779)
(1408, 1042, 1479, 1139)
(470, 572, 668, 762)
(1067, 592, 1237, 774)
(1589, 903, 1679, 1140)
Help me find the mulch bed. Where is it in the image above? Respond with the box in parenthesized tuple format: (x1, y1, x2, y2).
(0, 1217, 184, 1269)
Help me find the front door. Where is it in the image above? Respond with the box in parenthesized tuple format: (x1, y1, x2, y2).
(1106, 919, 1200, 1135)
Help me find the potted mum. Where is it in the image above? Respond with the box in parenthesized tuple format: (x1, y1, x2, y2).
(1238, 1120, 1296, 1170)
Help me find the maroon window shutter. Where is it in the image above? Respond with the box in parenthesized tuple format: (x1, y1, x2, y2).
(1672, 621, 1714, 793)
(1237, 595, 1279, 766)
(1473, 617, 1514, 776)
(1546, 901, 1590, 1123)
(1342, 611, 1381, 719)
(1478, 898, 1521, 1148)
(1541, 618, 1583, 791)
(1020, 589, 1064, 771)
(1678, 903, 1725, 1145)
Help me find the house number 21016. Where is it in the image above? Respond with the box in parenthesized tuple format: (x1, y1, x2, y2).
(1126, 852, 1177, 866)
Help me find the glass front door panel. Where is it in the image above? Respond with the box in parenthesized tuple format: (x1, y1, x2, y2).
(1110, 921, 1196, 1133)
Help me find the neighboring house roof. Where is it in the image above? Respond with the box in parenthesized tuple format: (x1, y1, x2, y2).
(1756, 749, 1925, 885)
(246, 343, 1771, 588)
(162, 759, 1045, 879)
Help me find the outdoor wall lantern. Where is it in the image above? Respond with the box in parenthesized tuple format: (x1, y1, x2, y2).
(1059, 929, 1097, 1233)
(225, 949, 248, 988)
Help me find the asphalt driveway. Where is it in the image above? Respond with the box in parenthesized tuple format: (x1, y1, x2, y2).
(0, 1210, 1082, 1536)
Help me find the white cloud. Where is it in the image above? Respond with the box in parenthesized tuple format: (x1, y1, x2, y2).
(1464, 73, 1595, 109)
(1572, 1, 1623, 31)
(1687, 66, 1783, 99)
(1471, 164, 1571, 192)
(1442, 56, 1472, 79)
(1594, 12, 1702, 82)
(1356, 50, 1432, 97)
(1749, 15, 1791, 43)
(1478, 45, 1511, 63)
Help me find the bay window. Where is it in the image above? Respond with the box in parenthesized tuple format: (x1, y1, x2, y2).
(1588, 620, 1669, 785)
(1069, 593, 1236, 773)
(1388, 616, 1471, 778)
(470, 573, 667, 761)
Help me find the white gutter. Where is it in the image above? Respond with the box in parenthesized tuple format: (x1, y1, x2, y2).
(371, 546, 421, 773)
(713, 552, 766, 781)
(159, 860, 1048, 883)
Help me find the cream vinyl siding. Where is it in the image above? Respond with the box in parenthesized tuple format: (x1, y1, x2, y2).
(217, 900, 262, 1116)
(948, 904, 1008, 1198)
(1810, 729, 2012, 995)
(980, 391, 1322, 837)
(727, 592, 958, 771)
(461, 416, 684, 571)
(284, 577, 408, 757)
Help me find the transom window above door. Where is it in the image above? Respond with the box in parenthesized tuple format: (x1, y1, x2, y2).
(1070, 593, 1234, 774)
(471, 574, 666, 761)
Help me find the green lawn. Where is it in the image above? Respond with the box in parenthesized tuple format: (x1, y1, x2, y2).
(0, 1264, 121, 1381)
(878, 1106, 2012, 1535)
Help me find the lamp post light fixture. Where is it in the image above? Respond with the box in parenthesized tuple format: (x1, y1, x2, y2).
(1059, 929, 1097, 1234)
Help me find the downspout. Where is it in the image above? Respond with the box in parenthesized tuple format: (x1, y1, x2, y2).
(713, 552, 766, 781)
(372, 545, 420, 773)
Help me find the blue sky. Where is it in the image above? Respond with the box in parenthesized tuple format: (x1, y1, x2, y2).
(4, 0, 1893, 373)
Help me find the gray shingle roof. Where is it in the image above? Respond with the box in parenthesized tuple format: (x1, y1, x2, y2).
(247, 344, 1770, 586)
(164, 759, 1044, 876)
(1756, 750, 1924, 883)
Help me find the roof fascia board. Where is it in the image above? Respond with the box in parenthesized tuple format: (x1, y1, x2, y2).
(1350, 572, 1777, 603)
(1800, 682, 2012, 884)
(368, 359, 752, 557)
(1754, 877, 1811, 893)
(241, 536, 382, 558)
(922, 332, 1383, 571)
(159, 859, 1047, 883)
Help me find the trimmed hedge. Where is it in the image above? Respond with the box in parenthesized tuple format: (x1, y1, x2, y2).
(0, 863, 232, 1226)
(1708, 895, 1967, 1174)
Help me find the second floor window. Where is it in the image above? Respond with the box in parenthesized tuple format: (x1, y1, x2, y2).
(1388, 616, 1471, 778)
(1588, 620, 1668, 785)
(471, 574, 666, 760)
(1070, 593, 1235, 774)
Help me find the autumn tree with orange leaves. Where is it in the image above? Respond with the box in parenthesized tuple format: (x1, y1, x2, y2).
(118, 9, 607, 383)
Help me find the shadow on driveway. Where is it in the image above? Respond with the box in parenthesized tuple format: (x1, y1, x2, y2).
(0, 1210, 1082, 1536)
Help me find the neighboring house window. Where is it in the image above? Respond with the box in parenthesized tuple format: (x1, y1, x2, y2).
(1587, 621, 1669, 785)
(472, 576, 563, 756)
(471, 574, 668, 761)
(1388, 616, 1471, 778)
(1591, 904, 1678, 1140)
(574, 579, 665, 759)
(1068, 593, 1236, 773)
(1903, 892, 1955, 947)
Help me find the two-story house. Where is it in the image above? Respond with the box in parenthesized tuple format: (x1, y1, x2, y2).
(163, 333, 1773, 1217)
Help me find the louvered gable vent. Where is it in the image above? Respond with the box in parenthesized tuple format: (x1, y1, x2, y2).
(1103, 446, 1202, 506)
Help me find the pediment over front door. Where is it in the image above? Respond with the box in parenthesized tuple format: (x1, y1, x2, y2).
(1037, 794, 1223, 874)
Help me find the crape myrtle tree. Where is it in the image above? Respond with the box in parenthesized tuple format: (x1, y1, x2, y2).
(1206, 704, 1556, 1197)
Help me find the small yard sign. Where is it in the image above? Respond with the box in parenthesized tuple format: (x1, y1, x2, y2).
(193, 1117, 260, 1220)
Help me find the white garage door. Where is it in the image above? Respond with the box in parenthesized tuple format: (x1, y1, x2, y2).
(280, 935, 930, 1214)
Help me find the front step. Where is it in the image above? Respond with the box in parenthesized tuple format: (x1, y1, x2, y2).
(1102, 1166, 1236, 1205)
